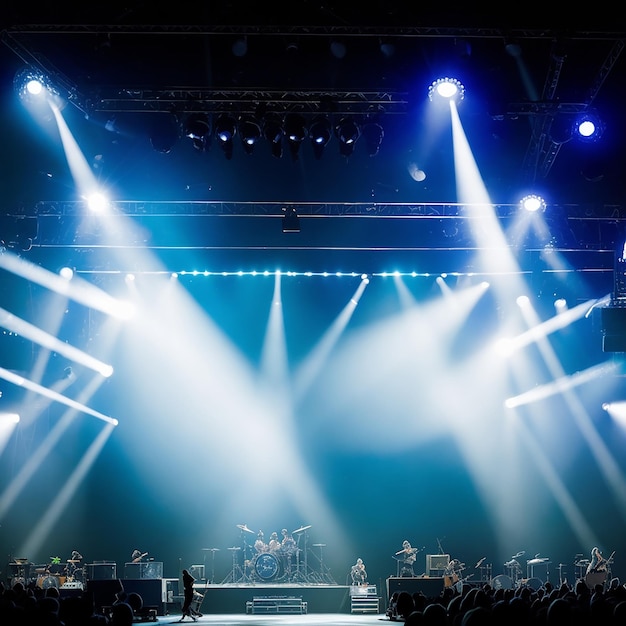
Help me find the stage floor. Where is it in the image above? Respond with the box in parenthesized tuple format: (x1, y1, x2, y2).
(153, 614, 387, 625)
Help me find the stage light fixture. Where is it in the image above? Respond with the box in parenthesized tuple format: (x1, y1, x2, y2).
(335, 117, 361, 157)
(330, 40, 347, 59)
(308, 115, 332, 159)
(263, 114, 284, 158)
(238, 115, 262, 155)
(573, 111, 604, 142)
(183, 113, 210, 151)
(284, 113, 307, 161)
(361, 121, 384, 157)
(428, 77, 465, 103)
(520, 194, 547, 213)
(150, 112, 179, 154)
(13, 67, 64, 111)
(214, 113, 237, 159)
(232, 36, 248, 57)
(282, 207, 300, 233)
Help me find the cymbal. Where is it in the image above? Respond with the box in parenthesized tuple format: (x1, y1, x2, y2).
(292, 525, 312, 534)
(527, 558, 548, 565)
(313, 544, 326, 547)
(67, 560, 81, 563)
(227, 547, 241, 551)
(202, 548, 220, 551)
(236, 524, 254, 534)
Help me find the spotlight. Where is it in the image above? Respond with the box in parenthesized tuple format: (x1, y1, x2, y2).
(428, 77, 465, 103)
(361, 121, 384, 157)
(150, 112, 179, 154)
(308, 115, 332, 159)
(282, 207, 300, 233)
(335, 117, 361, 157)
(232, 36, 248, 57)
(519, 194, 547, 213)
(263, 114, 284, 158)
(214, 113, 237, 159)
(238, 115, 261, 155)
(573, 111, 604, 142)
(184, 113, 210, 151)
(13, 67, 64, 110)
(330, 40, 347, 59)
(284, 113, 307, 161)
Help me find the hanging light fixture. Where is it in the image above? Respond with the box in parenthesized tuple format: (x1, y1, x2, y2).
(335, 117, 361, 157)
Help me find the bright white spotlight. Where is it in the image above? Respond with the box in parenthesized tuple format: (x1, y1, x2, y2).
(86, 192, 109, 213)
(428, 77, 465, 103)
(59, 266, 74, 280)
(13, 68, 57, 106)
(516, 295, 530, 307)
(520, 194, 546, 213)
(26, 79, 43, 96)
(573, 112, 604, 142)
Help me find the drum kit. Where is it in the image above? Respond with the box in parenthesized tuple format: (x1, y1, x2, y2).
(221, 523, 332, 584)
(9, 554, 85, 590)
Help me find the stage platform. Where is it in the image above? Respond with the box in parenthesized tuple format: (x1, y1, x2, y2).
(190, 583, 355, 615)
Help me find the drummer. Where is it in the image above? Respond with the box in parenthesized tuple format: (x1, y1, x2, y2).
(268, 532, 281, 554)
(255, 531, 268, 553)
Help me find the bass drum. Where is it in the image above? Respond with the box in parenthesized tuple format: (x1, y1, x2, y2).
(254, 552, 283, 581)
(585, 570, 607, 590)
(491, 574, 513, 590)
(37, 575, 59, 589)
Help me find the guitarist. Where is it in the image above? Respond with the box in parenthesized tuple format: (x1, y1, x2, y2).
(131, 549, 148, 563)
(586, 547, 606, 574)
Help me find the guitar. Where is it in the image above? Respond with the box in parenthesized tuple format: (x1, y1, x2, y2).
(588, 550, 614, 573)
(132, 552, 148, 563)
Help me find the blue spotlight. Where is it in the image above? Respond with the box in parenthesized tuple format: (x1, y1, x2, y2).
(519, 194, 546, 213)
(13, 67, 60, 108)
(428, 77, 465, 103)
(573, 112, 604, 142)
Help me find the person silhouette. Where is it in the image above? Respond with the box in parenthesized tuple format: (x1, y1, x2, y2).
(180, 568, 201, 622)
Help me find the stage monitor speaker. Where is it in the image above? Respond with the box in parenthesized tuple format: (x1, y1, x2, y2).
(387, 576, 444, 600)
(426, 554, 449, 575)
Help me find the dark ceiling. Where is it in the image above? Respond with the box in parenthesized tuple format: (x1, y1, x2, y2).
(1, 3, 626, 274)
